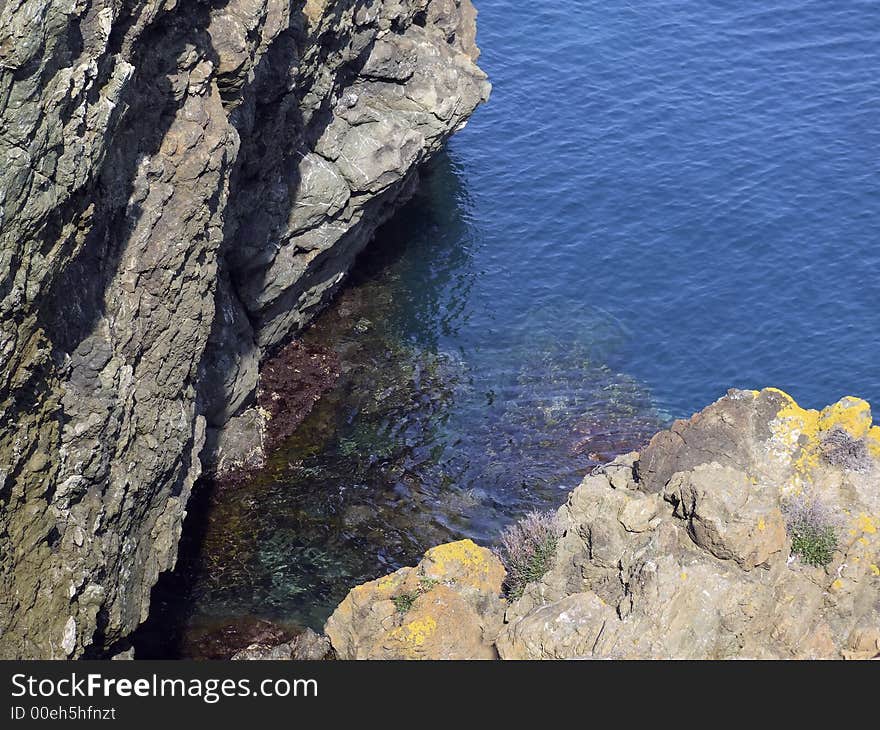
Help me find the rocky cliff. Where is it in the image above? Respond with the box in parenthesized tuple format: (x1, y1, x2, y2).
(325, 389, 880, 659)
(0, 0, 488, 659)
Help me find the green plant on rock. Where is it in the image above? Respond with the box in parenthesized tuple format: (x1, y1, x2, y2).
(391, 577, 444, 615)
(783, 492, 839, 567)
(790, 525, 837, 567)
(495, 510, 560, 600)
(392, 591, 419, 614)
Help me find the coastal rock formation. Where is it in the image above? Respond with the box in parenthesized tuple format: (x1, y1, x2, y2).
(0, 0, 488, 658)
(326, 539, 505, 659)
(327, 389, 880, 659)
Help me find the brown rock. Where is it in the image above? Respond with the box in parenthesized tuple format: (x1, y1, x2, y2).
(497, 592, 616, 660)
(325, 539, 504, 659)
(665, 463, 788, 569)
(501, 389, 880, 658)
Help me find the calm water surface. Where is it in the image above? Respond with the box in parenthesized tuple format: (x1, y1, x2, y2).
(140, 0, 880, 653)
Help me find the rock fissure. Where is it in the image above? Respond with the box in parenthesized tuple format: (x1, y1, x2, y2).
(0, 0, 489, 658)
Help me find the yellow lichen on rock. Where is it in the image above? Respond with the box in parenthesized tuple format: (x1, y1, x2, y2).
(325, 540, 505, 659)
(766, 388, 821, 482)
(766, 388, 877, 487)
(867, 427, 880, 458)
(818, 397, 873, 439)
(350, 567, 407, 600)
(420, 539, 506, 594)
(856, 513, 878, 535)
(391, 615, 437, 648)
(376, 574, 398, 590)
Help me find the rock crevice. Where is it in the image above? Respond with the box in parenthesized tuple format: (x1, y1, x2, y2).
(0, 0, 488, 659)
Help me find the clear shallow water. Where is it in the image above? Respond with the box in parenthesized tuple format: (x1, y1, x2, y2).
(139, 0, 880, 654)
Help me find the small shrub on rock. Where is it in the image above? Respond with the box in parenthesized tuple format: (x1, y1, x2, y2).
(782, 492, 839, 567)
(495, 510, 560, 599)
(391, 578, 442, 615)
(392, 591, 418, 614)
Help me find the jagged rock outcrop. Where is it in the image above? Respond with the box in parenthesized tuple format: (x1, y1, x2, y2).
(326, 389, 880, 659)
(0, 0, 488, 658)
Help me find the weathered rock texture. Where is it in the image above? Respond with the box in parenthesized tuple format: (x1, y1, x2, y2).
(326, 539, 505, 659)
(0, 0, 488, 658)
(327, 389, 880, 659)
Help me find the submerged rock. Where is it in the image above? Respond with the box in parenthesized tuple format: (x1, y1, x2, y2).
(178, 617, 297, 661)
(232, 628, 331, 661)
(327, 388, 880, 659)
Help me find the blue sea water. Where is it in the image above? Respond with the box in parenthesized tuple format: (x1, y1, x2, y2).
(459, 0, 880, 416)
(139, 0, 880, 652)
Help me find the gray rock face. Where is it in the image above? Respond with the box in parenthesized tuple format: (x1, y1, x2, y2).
(0, 0, 488, 658)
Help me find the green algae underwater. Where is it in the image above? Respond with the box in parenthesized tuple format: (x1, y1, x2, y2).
(134, 154, 664, 657)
